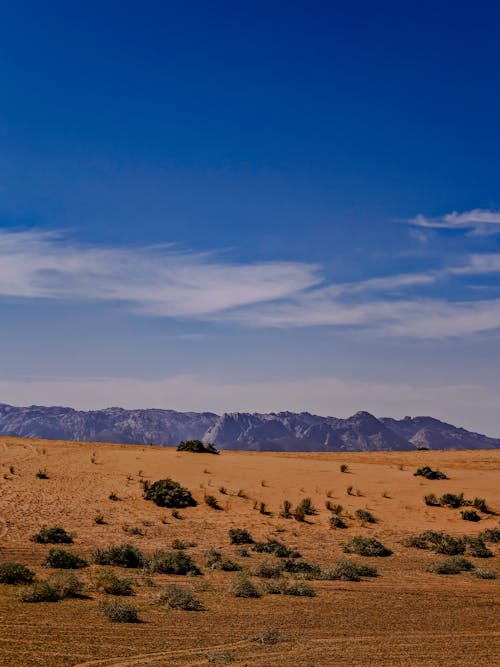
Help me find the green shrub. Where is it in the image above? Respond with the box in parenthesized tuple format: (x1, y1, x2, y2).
(94, 569, 134, 596)
(354, 509, 376, 524)
(322, 560, 378, 581)
(228, 528, 253, 544)
(282, 559, 321, 578)
(252, 540, 300, 559)
(0, 562, 35, 585)
(31, 525, 73, 544)
(157, 584, 204, 610)
(143, 478, 197, 508)
(414, 466, 447, 480)
(461, 510, 481, 522)
(439, 493, 469, 509)
(343, 536, 392, 557)
(427, 556, 474, 575)
(329, 515, 347, 529)
(176, 440, 219, 454)
(231, 574, 261, 598)
(43, 548, 88, 569)
(472, 568, 498, 579)
(206, 549, 241, 571)
(479, 528, 500, 543)
(20, 581, 59, 602)
(101, 599, 139, 622)
(93, 544, 145, 568)
(204, 494, 221, 510)
(424, 493, 440, 506)
(253, 560, 283, 579)
(147, 550, 201, 575)
(464, 536, 493, 558)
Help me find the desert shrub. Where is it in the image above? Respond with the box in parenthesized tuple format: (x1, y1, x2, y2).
(204, 494, 221, 510)
(480, 528, 500, 543)
(472, 568, 498, 579)
(143, 478, 197, 508)
(171, 539, 196, 550)
(471, 497, 493, 514)
(94, 514, 106, 525)
(231, 574, 261, 598)
(252, 540, 300, 559)
(253, 560, 283, 579)
(280, 500, 293, 518)
(295, 498, 317, 516)
(343, 536, 392, 557)
(328, 503, 343, 515)
(431, 534, 465, 556)
(47, 572, 84, 598)
(293, 505, 306, 522)
(461, 510, 481, 522)
(464, 536, 493, 558)
(157, 584, 203, 610)
(424, 493, 440, 507)
(284, 581, 316, 597)
(340, 464, 349, 473)
(93, 544, 145, 568)
(402, 535, 430, 549)
(43, 548, 88, 569)
(206, 549, 241, 572)
(282, 559, 321, 578)
(101, 599, 139, 623)
(108, 492, 120, 501)
(414, 466, 447, 480)
(355, 509, 376, 524)
(427, 556, 474, 575)
(329, 515, 347, 529)
(94, 569, 134, 596)
(19, 581, 59, 602)
(0, 562, 35, 585)
(177, 440, 219, 454)
(31, 525, 73, 544)
(228, 528, 253, 544)
(439, 493, 469, 509)
(147, 550, 201, 575)
(35, 468, 49, 479)
(322, 560, 378, 581)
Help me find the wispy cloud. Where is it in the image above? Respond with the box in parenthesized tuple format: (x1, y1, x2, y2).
(1, 228, 500, 339)
(408, 208, 500, 234)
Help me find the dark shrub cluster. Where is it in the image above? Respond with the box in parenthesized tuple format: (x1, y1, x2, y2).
(329, 515, 347, 529)
(0, 562, 35, 585)
(480, 528, 500, 543)
(157, 584, 204, 610)
(176, 440, 219, 454)
(464, 536, 493, 558)
(354, 509, 376, 524)
(43, 548, 88, 569)
(253, 560, 284, 579)
(31, 525, 73, 544)
(282, 559, 321, 578)
(252, 540, 300, 559)
(147, 550, 201, 575)
(414, 466, 447, 480)
(94, 569, 134, 596)
(461, 509, 481, 522)
(439, 493, 470, 509)
(322, 560, 378, 581)
(206, 549, 241, 571)
(93, 544, 145, 568)
(343, 536, 392, 557)
(143, 478, 197, 508)
(427, 556, 474, 575)
(228, 528, 254, 544)
(204, 494, 221, 510)
(101, 599, 139, 622)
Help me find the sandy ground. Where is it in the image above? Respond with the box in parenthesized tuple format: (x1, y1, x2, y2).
(0, 436, 498, 666)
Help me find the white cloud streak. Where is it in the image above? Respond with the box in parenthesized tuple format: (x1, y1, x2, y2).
(409, 208, 500, 234)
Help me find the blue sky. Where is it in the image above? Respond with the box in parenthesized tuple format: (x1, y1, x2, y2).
(1, 1, 500, 434)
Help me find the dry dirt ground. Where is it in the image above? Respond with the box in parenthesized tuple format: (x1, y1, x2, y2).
(0, 436, 498, 667)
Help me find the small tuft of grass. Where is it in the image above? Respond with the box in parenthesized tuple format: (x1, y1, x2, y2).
(329, 515, 347, 529)
(204, 494, 222, 510)
(355, 508, 376, 524)
(35, 468, 49, 479)
(340, 464, 349, 473)
(280, 499, 293, 518)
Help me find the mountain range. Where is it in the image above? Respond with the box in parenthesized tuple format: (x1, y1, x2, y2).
(0, 403, 498, 452)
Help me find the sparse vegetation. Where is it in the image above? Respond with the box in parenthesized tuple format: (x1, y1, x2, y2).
(20, 573, 84, 602)
(252, 540, 300, 559)
(344, 536, 392, 557)
(94, 569, 134, 595)
(157, 584, 204, 610)
(355, 508, 376, 523)
(31, 525, 73, 544)
(282, 559, 321, 578)
(20, 581, 59, 603)
(143, 478, 197, 508)
(206, 549, 241, 571)
(147, 550, 201, 575)
(35, 468, 49, 479)
(171, 539, 196, 550)
(253, 559, 284, 579)
(280, 499, 293, 518)
(228, 528, 253, 544)
(329, 515, 347, 529)
(427, 556, 474, 575)
(176, 440, 219, 454)
(295, 497, 317, 516)
(424, 493, 440, 506)
(94, 513, 106, 525)
(414, 466, 447, 480)
(464, 536, 493, 558)
(340, 464, 349, 473)
(93, 544, 145, 568)
(101, 599, 139, 622)
(0, 562, 35, 585)
(204, 494, 222, 510)
(472, 568, 498, 579)
(231, 574, 261, 598)
(322, 560, 378, 581)
(108, 492, 120, 501)
(480, 528, 500, 543)
(43, 548, 88, 569)
(265, 578, 316, 596)
(461, 509, 481, 522)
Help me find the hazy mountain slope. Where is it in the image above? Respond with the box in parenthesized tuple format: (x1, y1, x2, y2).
(0, 403, 498, 451)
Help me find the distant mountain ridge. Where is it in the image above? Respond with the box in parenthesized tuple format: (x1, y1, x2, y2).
(0, 403, 498, 452)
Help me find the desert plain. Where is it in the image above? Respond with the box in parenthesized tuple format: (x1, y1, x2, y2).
(0, 436, 498, 667)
